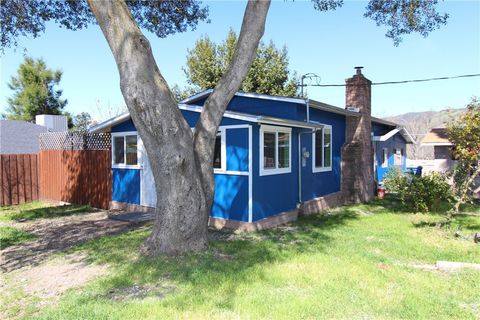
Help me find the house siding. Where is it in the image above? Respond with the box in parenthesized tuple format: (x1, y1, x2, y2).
(375, 133, 407, 182)
(110, 109, 252, 222)
(112, 168, 140, 204)
(301, 108, 346, 201)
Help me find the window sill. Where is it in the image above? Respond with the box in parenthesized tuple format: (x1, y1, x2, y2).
(259, 167, 291, 176)
(313, 166, 332, 173)
(112, 164, 142, 170)
(214, 169, 249, 176)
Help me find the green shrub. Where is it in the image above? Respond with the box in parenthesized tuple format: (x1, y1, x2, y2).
(383, 169, 452, 212)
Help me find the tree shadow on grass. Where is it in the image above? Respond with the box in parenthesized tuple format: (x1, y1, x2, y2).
(66, 209, 360, 311)
(0, 204, 94, 222)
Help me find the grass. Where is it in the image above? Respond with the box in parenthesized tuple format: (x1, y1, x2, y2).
(0, 226, 37, 249)
(0, 201, 93, 222)
(11, 198, 480, 319)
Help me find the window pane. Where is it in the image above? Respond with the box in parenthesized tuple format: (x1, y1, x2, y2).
(125, 135, 137, 165)
(383, 149, 388, 166)
(323, 128, 331, 167)
(315, 130, 323, 167)
(263, 132, 276, 169)
(278, 132, 290, 168)
(213, 132, 221, 169)
(114, 136, 124, 164)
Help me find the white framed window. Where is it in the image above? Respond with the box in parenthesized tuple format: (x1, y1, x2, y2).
(312, 125, 332, 172)
(394, 148, 403, 167)
(112, 131, 140, 169)
(213, 128, 227, 173)
(259, 125, 291, 176)
(382, 148, 389, 168)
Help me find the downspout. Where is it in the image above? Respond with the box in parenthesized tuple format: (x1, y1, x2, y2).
(306, 99, 310, 122)
(298, 128, 318, 206)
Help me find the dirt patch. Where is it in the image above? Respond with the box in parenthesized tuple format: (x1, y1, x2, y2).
(0, 211, 141, 272)
(21, 255, 108, 299)
(1, 253, 109, 320)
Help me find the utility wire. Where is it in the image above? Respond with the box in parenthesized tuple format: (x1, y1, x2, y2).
(298, 73, 480, 87)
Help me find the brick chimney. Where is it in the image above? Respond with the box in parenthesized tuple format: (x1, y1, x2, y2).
(341, 67, 375, 203)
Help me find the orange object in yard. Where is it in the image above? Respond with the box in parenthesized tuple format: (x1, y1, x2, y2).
(377, 184, 385, 199)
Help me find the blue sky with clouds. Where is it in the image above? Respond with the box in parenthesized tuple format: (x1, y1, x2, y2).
(1, 0, 479, 120)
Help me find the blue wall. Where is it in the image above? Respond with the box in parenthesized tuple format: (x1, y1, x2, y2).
(187, 94, 307, 122)
(375, 133, 407, 182)
(300, 108, 346, 201)
(252, 125, 299, 221)
(212, 175, 249, 221)
(111, 112, 252, 222)
(112, 168, 140, 204)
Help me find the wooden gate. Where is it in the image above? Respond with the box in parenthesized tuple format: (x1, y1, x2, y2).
(39, 132, 112, 209)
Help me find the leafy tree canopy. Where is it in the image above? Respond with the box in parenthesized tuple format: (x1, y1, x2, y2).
(447, 98, 480, 162)
(0, 0, 209, 50)
(4, 56, 67, 121)
(183, 29, 298, 97)
(71, 111, 97, 131)
(0, 1, 448, 51)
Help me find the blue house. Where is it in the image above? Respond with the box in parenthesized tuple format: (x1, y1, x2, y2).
(91, 69, 414, 229)
(372, 118, 416, 182)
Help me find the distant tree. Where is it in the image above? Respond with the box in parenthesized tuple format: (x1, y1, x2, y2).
(183, 29, 298, 97)
(72, 112, 96, 131)
(4, 57, 67, 121)
(447, 97, 480, 217)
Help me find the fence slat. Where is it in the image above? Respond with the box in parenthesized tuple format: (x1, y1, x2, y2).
(0, 154, 39, 206)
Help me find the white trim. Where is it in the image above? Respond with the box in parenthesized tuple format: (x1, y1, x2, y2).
(179, 89, 213, 104)
(259, 125, 292, 176)
(257, 117, 323, 129)
(180, 89, 306, 105)
(421, 142, 453, 146)
(89, 112, 130, 133)
(91, 104, 325, 133)
(218, 124, 250, 130)
(214, 170, 248, 176)
(213, 128, 227, 173)
(111, 131, 141, 169)
(312, 125, 333, 173)
(234, 92, 306, 105)
(382, 148, 389, 168)
(373, 128, 400, 141)
(248, 125, 253, 223)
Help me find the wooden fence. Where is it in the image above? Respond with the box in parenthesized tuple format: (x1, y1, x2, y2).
(0, 154, 39, 206)
(39, 150, 112, 209)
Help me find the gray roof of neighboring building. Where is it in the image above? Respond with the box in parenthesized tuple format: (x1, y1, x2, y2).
(0, 120, 48, 154)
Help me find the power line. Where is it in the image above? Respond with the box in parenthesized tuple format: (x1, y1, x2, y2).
(299, 73, 480, 88)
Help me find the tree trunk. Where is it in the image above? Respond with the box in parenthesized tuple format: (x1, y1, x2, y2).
(87, 0, 270, 255)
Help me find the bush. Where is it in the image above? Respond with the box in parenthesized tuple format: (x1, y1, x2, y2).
(383, 168, 452, 212)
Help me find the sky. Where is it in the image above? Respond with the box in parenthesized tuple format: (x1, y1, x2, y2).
(1, 0, 479, 121)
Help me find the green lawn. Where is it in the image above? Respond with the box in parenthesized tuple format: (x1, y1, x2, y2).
(0, 201, 92, 222)
(0, 226, 37, 249)
(14, 199, 480, 319)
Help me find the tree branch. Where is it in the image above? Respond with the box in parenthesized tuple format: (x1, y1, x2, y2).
(193, 0, 271, 194)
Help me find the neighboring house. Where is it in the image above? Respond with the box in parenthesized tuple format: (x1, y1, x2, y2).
(0, 115, 68, 154)
(373, 119, 416, 182)
(0, 120, 48, 154)
(420, 128, 457, 173)
(91, 68, 414, 229)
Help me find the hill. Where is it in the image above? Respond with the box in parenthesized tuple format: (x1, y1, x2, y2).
(384, 108, 466, 159)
